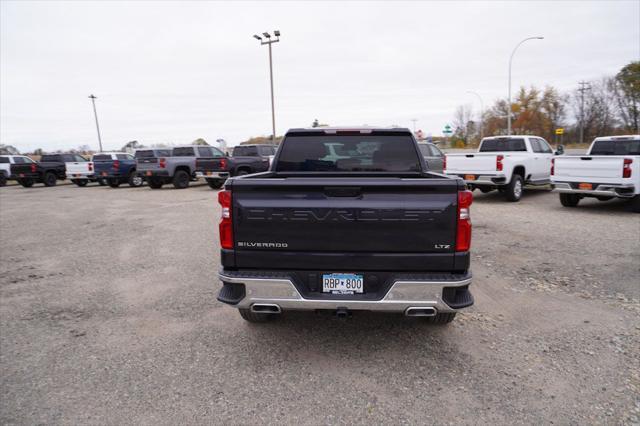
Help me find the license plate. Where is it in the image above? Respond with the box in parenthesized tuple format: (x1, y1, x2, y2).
(206, 171, 212, 176)
(578, 183, 593, 190)
(465, 174, 476, 181)
(101, 172, 108, 176)
(146, 171, 152, 176)
(19, 173, 24, 177)
(322, 273, 364, 294)
(74, 174, 79, 177)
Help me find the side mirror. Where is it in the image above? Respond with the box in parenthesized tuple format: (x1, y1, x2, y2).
(555, 145, 565, 155)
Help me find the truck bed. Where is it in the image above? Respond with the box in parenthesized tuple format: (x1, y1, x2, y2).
(553, 155, 637, 184)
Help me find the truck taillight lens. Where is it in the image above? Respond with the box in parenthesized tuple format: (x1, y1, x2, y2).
(218, 190, 233, 249)
(496, 155, 504, 172)
(220, 158, 227, 170)
(456, 190, 473, 252)
(88, 162, 93, 172)
(551, 158, 554, 176)
(31, 163, 36, 173)
(443, 155, 447, 171)
(113, 160, 120, 170)
(159, 158, 166, 169)
(623, 158, 632, 178)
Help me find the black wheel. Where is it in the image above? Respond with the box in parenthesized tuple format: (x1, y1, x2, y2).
(128, 172, 143, 187)
(479, 187, 493, 193)
(18, 178, 34, 188)
(173, 170, 190, 189)
(97, 178, 107, 186)
(148, 178, 163, 189)
(629, 195, 640, 213)
(0, 174, 7, 187)
(108, 178, 121, 188)
(428, 312, 457, 324)
(559, 193, 580, 207)
(236, 169, 250, 176)
(238, 309, 275, 323)
(73, 179, 88, 187)
(504, 175, 523, 202)
(43, 172, 57, 187)
(207, 179, 225, 189)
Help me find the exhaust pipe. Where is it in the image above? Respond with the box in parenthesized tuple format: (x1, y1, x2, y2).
(405, 307, 437, 317)
(250, 304, 281, 314)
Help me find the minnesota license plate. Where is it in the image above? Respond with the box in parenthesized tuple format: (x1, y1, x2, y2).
(465, 174, 476, 181)
(101, 172, 108, 176)
(322, 273, 364, 294)
(578, 183, 593, 190)
(206, 171, 212, 176)
(146, 171, 152, 176)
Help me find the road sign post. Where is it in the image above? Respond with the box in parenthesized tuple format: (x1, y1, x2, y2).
(443, 124, 453, 146)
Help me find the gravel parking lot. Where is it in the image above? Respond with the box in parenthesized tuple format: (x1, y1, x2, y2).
(1, 181, 639, 424)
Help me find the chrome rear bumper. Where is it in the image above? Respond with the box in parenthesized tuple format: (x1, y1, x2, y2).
(553, 182, 636, 198)
(218, 272, 472, 313)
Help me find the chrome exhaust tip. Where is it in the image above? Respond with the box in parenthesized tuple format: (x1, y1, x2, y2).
(250, 304, 282, 314)
(405, 307, 437, 317)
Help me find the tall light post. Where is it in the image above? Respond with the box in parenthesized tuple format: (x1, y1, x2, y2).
(466, 90, 484, 140)
(253, 30, 280, 142)
(88, 94, 103, 152)
(508, 36, 544, 135)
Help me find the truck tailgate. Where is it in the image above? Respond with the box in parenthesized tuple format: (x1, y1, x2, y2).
(554, 156, 630, 183)
(446, 153, 497, 173)
(136, 158, 161, 173)
(66, 162, 92, 176)
(229, 176, 461, 271)
(196, 158, 226, 172)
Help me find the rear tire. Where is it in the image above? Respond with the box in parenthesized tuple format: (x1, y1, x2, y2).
(559, 193, 580, 207)
(108, 178, 121, 188)
(630, 195, 640, 213)
(504, 175, 523, 202)
(148, 178, 163, 189)
(428, 312, 457, 324)
(73, 179, 88, 187)
(239, 308, 274, 323)
(207, 179, 225, 189)
(43, 172, 57, 187)
(173, 170, 190, 189)
(0, 174, 7, 187)
(18, 178, 34, 188)
(97, 178, 107, 186)
(236, 169, 250, 176)
(128, 172, 143, 187)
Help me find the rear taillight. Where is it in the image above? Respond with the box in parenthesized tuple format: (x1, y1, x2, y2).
(159, 158, 166, 169)
(31, 163, 36, 173)
(218, 190, 233, 249)
(550, 158, 555, 176)
(496, 155, 504, 172)
(220, 158, 227, 170)
(88, 162, 93, 172)
(443, 155, 447, 171)
(456, 190, 473, 252)
(113, 160, 120, 170)
(623, 158, 632, 178)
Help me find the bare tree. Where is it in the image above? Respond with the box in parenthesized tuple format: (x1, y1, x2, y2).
(453, 104, 474, 144)
(610, 61, 639, 133)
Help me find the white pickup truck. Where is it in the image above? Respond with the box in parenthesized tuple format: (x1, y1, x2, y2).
(551, 135, 640, 212)
(65, 154, 101, 187)
(444, 135, 558, 201)
(0, 155, 35, 186)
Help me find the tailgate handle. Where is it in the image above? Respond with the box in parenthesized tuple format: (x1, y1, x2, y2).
(465, 155, 475, 158)
(324, 187, 362, 197)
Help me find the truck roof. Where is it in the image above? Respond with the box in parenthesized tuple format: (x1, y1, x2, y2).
(593, 135, 640, 141)
(286, 126, 412, 135)
(481, 135, 539, 139)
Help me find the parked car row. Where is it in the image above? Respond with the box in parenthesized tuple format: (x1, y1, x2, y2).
(0, 144, 275, 190)
(442, 134, 639, 212)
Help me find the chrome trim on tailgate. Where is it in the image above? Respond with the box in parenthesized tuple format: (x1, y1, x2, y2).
(553, 182, 635, 198)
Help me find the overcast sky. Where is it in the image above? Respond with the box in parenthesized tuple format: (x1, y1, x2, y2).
(1, 1, 638, 152)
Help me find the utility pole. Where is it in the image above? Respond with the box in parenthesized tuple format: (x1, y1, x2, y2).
(88, 94, 103, 152)
(411, 118, 418, 133)
(578, 81, 591, 145)
(253, 31, 281, 142)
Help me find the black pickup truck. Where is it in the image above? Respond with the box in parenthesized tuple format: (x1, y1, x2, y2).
(10, 153, 71, 187)
(196, 146, 271, 189)
(216, 127, 474, 324)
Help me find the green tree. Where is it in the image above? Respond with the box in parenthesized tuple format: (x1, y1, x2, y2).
(612, 61, 639, 132)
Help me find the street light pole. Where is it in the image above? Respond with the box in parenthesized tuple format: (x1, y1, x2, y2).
(253, 31, 281, 142)
(508, 36, 544, 135)
(88, 94, 103, 152)
(466, 91, 484, 140)
(411, 118, 417, 133)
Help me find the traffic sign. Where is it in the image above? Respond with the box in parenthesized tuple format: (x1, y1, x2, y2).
(555, 128, 564, 135)
(443, 124, 453, 135)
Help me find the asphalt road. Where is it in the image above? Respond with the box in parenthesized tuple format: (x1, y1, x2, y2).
(1, 181, 639, 424)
